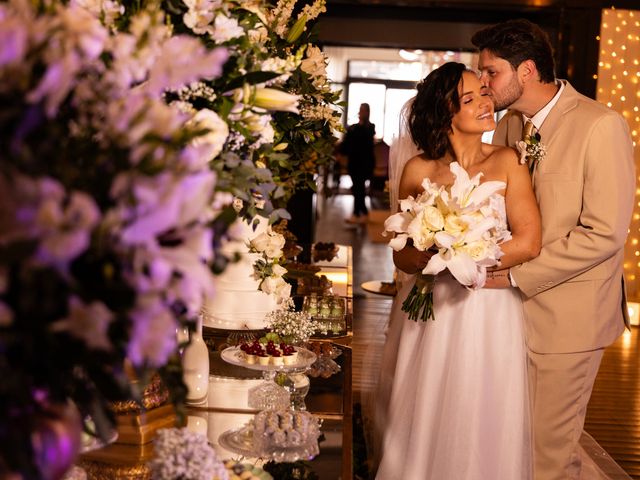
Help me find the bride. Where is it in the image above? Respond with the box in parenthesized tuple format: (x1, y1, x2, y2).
(374, 62, 541, 479)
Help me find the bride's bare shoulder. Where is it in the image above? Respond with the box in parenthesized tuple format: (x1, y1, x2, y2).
(404, 153, 436, 172)
(483, 143, 519, 167)
(401, 154, 438, 189)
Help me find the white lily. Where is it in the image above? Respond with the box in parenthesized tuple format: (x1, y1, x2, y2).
(383, 210, 413, 251)
(449, 162, 505, 210)
(252, 87, 300, 113)
(423, 250, 484, 288)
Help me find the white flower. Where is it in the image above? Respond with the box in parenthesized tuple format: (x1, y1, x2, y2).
(383, 209, 412, 251)
(516, 137, 546, 167)
(209, 13, 244, 43)
(186, 108, 229, 165)
(51, 297, 114, 351)
(184, 0, 222, 8)
(34, 188, 101, 268)
(146, 37, 228, 96)
(299, 0, 327, 22)
(300, 45, 327, 85)
(27, 5, 108, 116)
(183, 7, 215, 35)
(249, 228, 286, 259)
(71, 0, 124, 28)
(266, 299, 318, 343)
(149, 428, 228, 480)
(211, 192, 235, 211)
(448, 162, 504, 211)
(110, 170, 216, 247)
(127, 295, 178, 367)
(248, 26, 269, 44)
(516, 140, 529, 164)
(268, 0, 296, 38)
(272, 263, 287, 277)
(252, 87, 300, 114)
(261, 275, 291, 304)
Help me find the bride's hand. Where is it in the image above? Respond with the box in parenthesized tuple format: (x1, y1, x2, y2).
(393, 246, 434, 274)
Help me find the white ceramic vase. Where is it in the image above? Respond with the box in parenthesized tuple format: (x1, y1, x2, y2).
(182, 315, 210, 405)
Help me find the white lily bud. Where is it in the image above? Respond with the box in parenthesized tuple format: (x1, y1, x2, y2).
(253, 87, 300, 114)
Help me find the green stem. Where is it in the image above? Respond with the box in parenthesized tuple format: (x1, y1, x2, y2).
(400, 274, 436, 321)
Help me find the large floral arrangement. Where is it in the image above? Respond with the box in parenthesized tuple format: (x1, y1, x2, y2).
(384, 162, 511, 321)
(108, 0, 342, 225)
(0, 1, 229, 476)
(99, 0, 342, 305)
(0, 0, 340, 475)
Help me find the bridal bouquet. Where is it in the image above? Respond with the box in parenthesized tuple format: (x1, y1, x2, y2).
(384, 162, 512, 321)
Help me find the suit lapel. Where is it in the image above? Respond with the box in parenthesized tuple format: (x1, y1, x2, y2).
(537, 80, 580, 142)
(506, 113, 524, 147)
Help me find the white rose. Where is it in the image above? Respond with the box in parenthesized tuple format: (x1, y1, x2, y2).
(407, 214, 437, 251)
(272, 263, 287, 277)
(260, 275, 280, 295)
(461, 240, 489, 261)
(275, 281, 292, 304)
(422, 205, 445, 231)
(264, 232, 285, 259)
(249, 231, 271, 253)
(261, 275, 291, 304)
(444, 213, 467, 236)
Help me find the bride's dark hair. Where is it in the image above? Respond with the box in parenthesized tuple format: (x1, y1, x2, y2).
(409, 62, 467, 159)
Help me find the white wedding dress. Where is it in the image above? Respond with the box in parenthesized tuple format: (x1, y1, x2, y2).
(374, 101, 532, 479)
(375, 222, 532, 479)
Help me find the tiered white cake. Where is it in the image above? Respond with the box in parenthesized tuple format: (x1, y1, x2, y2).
(203, 216, 278, 330)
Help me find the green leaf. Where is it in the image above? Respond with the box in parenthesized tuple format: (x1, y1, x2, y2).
(223, 71, 282, 92)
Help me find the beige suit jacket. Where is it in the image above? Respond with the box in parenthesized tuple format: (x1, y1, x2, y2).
(493, 81, 635, 353)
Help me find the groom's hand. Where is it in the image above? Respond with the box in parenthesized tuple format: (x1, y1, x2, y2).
(484, 269, 511, 288)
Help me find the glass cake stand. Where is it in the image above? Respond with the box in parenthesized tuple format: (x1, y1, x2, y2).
(218, 423, 320, 463)
(220, 347, 317, 411)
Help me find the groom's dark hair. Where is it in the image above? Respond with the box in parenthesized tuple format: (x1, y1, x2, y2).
(409, 62, 466, 159)
(471, 19, 555, 83)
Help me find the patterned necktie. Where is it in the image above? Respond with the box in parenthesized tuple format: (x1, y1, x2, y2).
(522, 120, 537, 176)
(522, 120, 535, 141)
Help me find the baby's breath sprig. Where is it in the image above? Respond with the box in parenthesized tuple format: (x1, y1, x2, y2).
(266, 299, 319, 344)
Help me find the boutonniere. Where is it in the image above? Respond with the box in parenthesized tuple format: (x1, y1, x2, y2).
(516, 131, 547, 168)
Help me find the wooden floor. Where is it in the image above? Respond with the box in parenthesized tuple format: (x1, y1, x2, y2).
(315, 182, 640, 479)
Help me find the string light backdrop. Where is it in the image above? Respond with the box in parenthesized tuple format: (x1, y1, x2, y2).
(596, 8, 640, 302)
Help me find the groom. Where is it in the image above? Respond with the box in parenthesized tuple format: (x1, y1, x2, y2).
(474, 19, 635, 479)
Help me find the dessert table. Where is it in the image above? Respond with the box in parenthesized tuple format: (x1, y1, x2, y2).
(77, 245, 353, 480)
